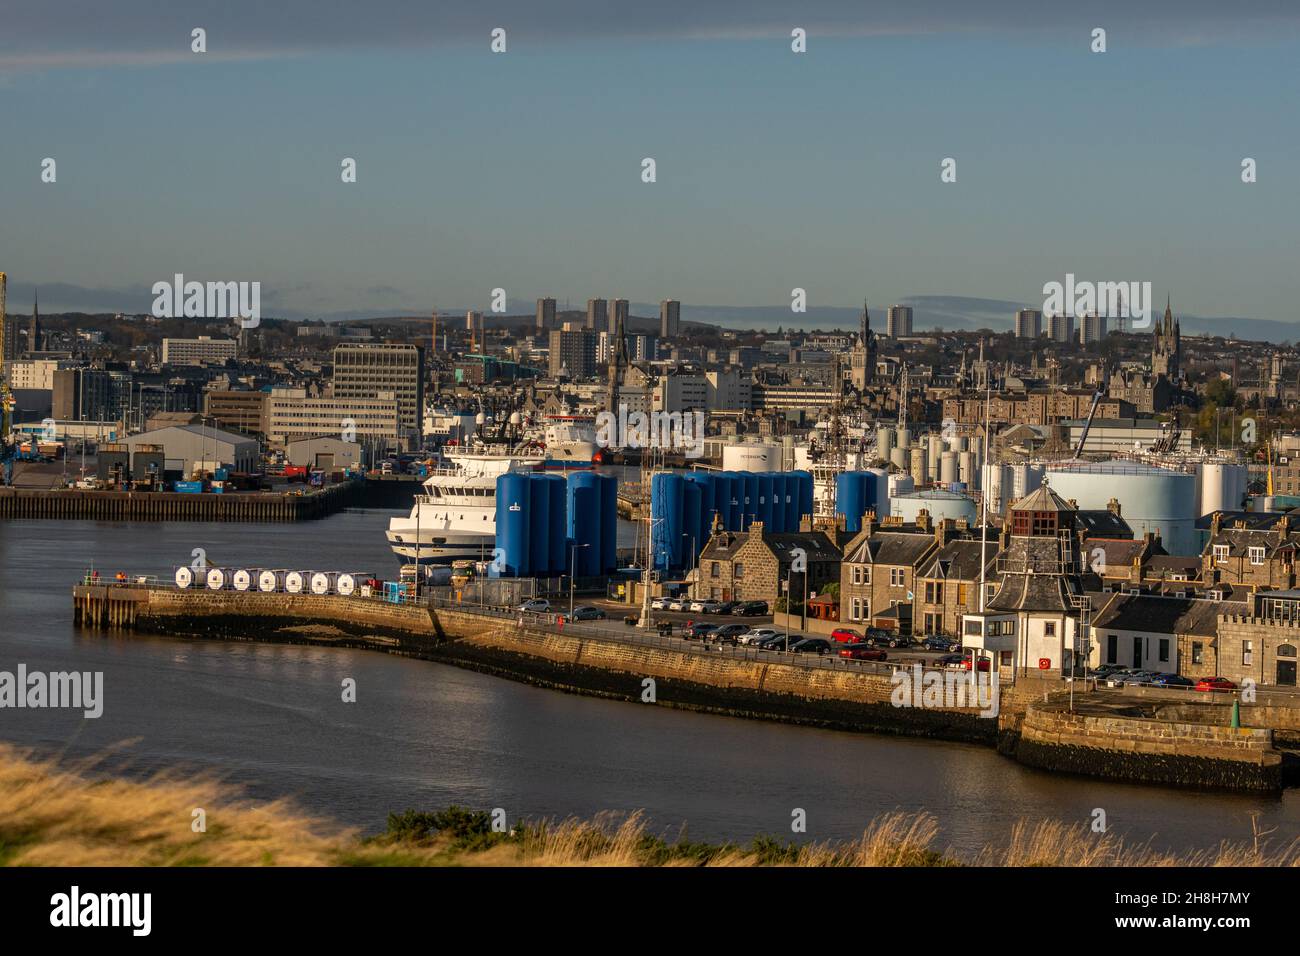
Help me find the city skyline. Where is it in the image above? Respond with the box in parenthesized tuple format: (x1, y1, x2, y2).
(2, 3, 1299, 330)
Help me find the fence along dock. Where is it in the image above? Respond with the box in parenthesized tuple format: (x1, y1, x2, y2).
(0, 482, 361, 522)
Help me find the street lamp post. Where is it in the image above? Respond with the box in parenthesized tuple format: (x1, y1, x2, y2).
(569, 542, 589, 618)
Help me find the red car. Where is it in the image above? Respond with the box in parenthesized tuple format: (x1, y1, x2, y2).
(962, 657, 991, 672)
(1195, 676, 1237, 693)
(839, 643, 887, 661)
(830, 627, 864, 644)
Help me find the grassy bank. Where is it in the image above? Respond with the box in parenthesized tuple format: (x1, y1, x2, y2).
(2, 744, 1297, 867)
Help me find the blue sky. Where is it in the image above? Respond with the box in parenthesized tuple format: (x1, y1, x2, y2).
(2, 2, 1299, 330)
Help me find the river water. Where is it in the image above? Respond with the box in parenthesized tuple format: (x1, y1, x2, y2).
(1, 510, 1298, 856)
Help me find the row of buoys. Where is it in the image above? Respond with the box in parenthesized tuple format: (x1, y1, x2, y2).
(174, 567, 373, 596)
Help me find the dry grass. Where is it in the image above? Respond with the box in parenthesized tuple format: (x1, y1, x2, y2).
(2, 744, 1298, 867)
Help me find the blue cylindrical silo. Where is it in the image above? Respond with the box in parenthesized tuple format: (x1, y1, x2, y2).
(836, 472, 866, 533)
(757, 473, 774, 529)
(685, 472, 715, 548)
(528, 475, 551, 576)
(741, 473, 759, 530)
(598, 473, 618, 574)
(792, 470, 813, 529)
(547, 474, 567, 576)
(770, 473, 788, 532)
(568, 471, 601, 576)
(651, 472, 685, 571)
(496, 473, 532, 577)
(682, 478, 702, 570)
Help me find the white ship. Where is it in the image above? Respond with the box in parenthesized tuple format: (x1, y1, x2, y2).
(540, 417, 599, 469)
(386, 445, 544, 563)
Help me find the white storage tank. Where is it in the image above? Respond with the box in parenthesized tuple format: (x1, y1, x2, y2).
(959, 451, 978, 488)
(1198, 461, 1248, 517)
(336, 572, 373, 597)
(206, 567, 229, 590)
(1009, 462, 1044, 500)
(982, 464, 1008, 515)
(310, 571, 334, 595)
(232, 569, 256, 592)
(285, 571, 307, 594)
(258, 570, 283, 592)
(876, 426, 895, 462)
(1046, 461, 1197, 555)
(888, 473, 915, 499)
(890, 447, 908, 471)
(722, 442, 781, 473)
(174, 566, 194, 589)
(940, 451, 959, 485)
(909, 447, 928, 486)
(898, 428, 912, 450)
(890, 489, 979, 525)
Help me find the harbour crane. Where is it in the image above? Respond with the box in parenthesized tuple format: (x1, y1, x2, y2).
(1071, 385, 1106, 460)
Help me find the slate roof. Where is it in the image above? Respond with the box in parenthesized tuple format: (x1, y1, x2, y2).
(1090, 593, 1245, 636)
(987, 572, 1078, 613)
(919, 538, 998, 581)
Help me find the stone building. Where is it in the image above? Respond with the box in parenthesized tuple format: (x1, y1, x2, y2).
(839, 512, 957, 636)
(914, 537, 999, 639)
(1214, 589, 1300, 687)
(696, 522, 840, 605)
(1088, 592, 1231, 676)
(1202, 512, 1300, 591)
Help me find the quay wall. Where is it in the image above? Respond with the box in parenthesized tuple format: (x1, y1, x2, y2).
(2, 483, 362, 522)
(70, 587, 1292, 791)
(1014, 702, 1282, 792)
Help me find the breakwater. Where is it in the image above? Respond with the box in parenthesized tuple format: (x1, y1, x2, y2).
(2, 482, 363, 522)
(71, 586, 1290, 791)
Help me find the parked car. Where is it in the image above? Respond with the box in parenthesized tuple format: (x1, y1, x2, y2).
(962, 656, 991, 672)
(715, 601, 740, 615)
(790, 638, 833, 655)
(689, 599, 723, 614)
(711, 623, 750, 641)
(830, 627, 864, 644)
(685, 622, 717, 640)
(667, 598, 688, 612)
(1150, 673, 1195, 688)
(1116, 670, 1161, 686)
(732, 601, 769, 616)
(1103, 668, 1136, 687)
(756, 634, 792, 650)
(517, 599, 551, 613)
(936, 653, 966, 669)
(738, 628, 780, 645)
(570, 605, 606, 621)
(1091, 663, 1126, 678)
(839, 643, 888, 661)
(650, 597, 670, 611)
(921, 636, 959, 653)
(1195, 676, 1238, 693)
(864, 628, 904, 648)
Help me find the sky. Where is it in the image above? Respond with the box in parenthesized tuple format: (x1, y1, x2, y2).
(2, 1, 1299, 332)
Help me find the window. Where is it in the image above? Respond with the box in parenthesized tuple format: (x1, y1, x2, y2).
(1213, 544, 1229, 563)
(1242, 640, 1254, 666)
(862, 566, 872, 585)
(1249, 546, 1266, 566)
(1192, 641, 1204, 665)
(1107, 635, 1118, 664)
(734, 563, 744, 580)
(924, 612, 942, 634)
(890, 568, 905, 587)
(711, 562, 720, 579)
(1044, 622, 1056, 638)
(957, 584, 968, 605)
(1159, 639, 1169, 663)
(925, 582, 942, 603)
